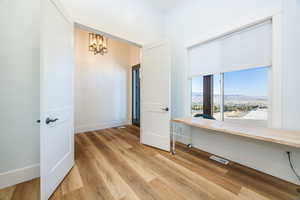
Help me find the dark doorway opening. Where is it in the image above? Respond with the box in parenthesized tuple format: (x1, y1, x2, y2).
(132, 64, 140, 127)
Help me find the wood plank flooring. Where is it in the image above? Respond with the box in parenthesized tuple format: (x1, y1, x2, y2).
(1, 125, 299, 200)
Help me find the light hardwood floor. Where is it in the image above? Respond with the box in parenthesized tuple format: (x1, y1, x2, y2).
(1, 125, 299, 200)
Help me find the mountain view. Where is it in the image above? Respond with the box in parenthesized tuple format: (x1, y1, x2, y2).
(191, 67, 268, 127)
(191, 92, 268, 126)
(192, 92, 267, 105)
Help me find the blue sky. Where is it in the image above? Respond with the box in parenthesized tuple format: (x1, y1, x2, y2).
(192, 67, 268, 97)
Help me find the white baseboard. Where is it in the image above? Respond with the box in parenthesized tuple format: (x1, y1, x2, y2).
(0, 164, 40, 189)
(75, 120, 129, 134)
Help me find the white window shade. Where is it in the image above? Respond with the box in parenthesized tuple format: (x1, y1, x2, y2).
(188, 40, 221, 76)
(221, 21, 272, 72)
(188, 20, 272, 77)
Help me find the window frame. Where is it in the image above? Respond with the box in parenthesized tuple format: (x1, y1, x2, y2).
(190, 68, 270, 126)
(185, 14, 284, 129)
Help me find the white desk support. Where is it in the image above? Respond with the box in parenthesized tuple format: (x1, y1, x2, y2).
(171, 121, 192, 155)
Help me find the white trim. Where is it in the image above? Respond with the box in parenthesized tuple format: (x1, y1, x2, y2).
(142, 40, 169, 51)
(269, 13, 283, 128)
(50, 0, 73, 24)
(185, 12, 281, 49)
(186, 17, 272, 49)
(75, 121, 129, 134)
(0, 164, 40, 189)
(184, 46, 191, 116)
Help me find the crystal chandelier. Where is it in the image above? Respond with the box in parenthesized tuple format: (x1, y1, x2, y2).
(88, 33, 108, 55)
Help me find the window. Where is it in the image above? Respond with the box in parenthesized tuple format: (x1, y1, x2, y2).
(191, 76, 203, 115)
(224, 67, 268, 127)
(191, 66, 268, 127)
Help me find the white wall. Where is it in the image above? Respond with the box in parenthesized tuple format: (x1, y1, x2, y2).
(166, 0, 283, 118)
(282, 0, 300, 131)
(166, 0, 300, 184)
(74, 28, 139, 133)
(60, 0, 165, 46)
(0, 0, 40, 188)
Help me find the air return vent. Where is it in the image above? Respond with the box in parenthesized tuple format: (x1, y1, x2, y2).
(209, 155, 229, 165)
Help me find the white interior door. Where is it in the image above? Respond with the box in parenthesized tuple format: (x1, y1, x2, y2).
(140, 42, 171, 151)
(40, 0, 74, 199)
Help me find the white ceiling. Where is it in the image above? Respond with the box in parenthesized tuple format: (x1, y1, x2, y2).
(145, 0, 183, 13)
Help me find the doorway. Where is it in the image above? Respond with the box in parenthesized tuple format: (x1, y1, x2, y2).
(132, 64, 141, 127)
(73, 27, 141, 133)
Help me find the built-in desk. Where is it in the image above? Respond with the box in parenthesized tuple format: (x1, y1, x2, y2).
(171, 117, 300, 154)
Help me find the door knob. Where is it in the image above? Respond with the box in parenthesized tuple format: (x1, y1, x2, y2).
(162, 107, 169, 112)
(46, 117, 59, 125)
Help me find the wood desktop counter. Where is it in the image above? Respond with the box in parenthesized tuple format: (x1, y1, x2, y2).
(171, 117, 300, 154)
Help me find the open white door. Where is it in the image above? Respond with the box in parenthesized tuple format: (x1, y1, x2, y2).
(40, 0, 74, 199)
(140, 41, 171, 152)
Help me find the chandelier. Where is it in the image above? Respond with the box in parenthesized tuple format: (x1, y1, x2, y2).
(88, 33, 108, 55)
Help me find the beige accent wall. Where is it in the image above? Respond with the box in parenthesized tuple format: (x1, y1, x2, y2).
(74, 27, 139, 132)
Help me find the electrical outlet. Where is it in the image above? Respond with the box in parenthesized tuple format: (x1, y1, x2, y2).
(175, 126, 183, 135)
(178, 127, 183, 135)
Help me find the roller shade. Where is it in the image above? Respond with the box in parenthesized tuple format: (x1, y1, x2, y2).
(189, 40, 221, 76)
(188, 20, 272, 77)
